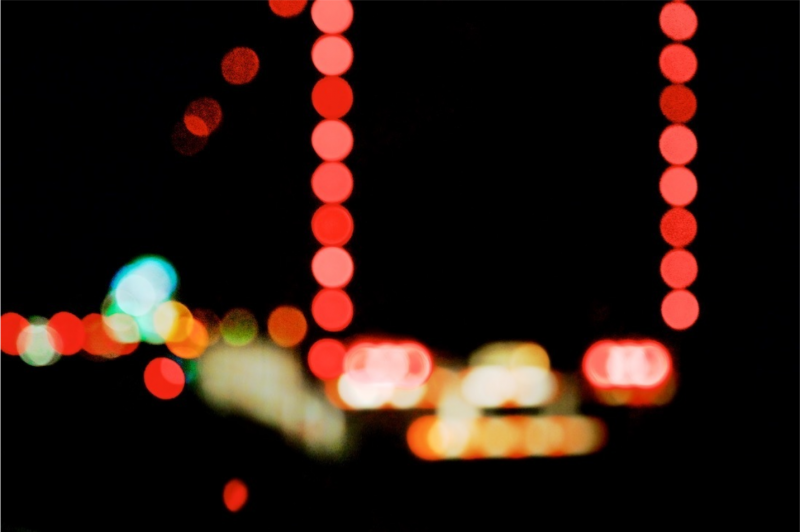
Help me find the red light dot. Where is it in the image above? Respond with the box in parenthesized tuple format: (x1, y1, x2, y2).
(660, 207, 697, 248)
(660, 166, 697, 206)
(659, 43, 697, 83)
(1, 313, 29, 355)
(311, 162, 353, 203)
(171, 121, 208, 156)
(311, 35, 353, 76)
(312, 204, 354, 246)
(659, 124, 697, 165)
(662, 289, 699, 330)
(312, 76, 354, 119)
(144, 357, 185, 400)
(312, 247, 354, 288)
(82, 314, 126, 357)
(659, 2, 698, 41)
(311, 0, 353, 33)
(48, 312, 85, 355)
(308, 338, 346, 380)
(659, 84, 696, 123)
(269, 0, 307, 18)
(311, 289, 353, 332)
(660, 249, 698, 289)
(221, 47, 259, 85)
(184, 97, 223, 136)
(312, 119, 353, 161)
(223, 478, 248, 513)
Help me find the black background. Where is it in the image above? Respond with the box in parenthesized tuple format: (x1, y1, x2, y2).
(2, 1, 798, 530)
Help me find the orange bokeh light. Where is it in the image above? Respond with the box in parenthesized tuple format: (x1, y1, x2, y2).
(311, 35, 353, 76)
(659, 2, 698, 41)
(659, 124, 697, 165)
(659, 43, 697, 83)
(659, 84, 696, 123)
(166, 318, 209, 359)
(267, 305, 308, 348)
(662, 289, 699, 330)
(221, 47, 260, 85)
(311, 288, 353, 332)
(144, 357, 185, 400)
(311, 162, 353, 203)
(660, 249, 698, 289)
(311, 0, 353, 34)
(83, 313, 137, 358)
(660, 207, 697, 247)
(311, 119, 353, 161)
(308, 338, 346, 380)
(171, 121, 208, 156)
(269, 0, 307, 18)
(312, 204, 354, 246)
(312, 76, 354, 119)
(184, 97, 222, 137)
(223, 478, 248, 512)
(48, 312, 85, 355)
(1, 313, 29, 355)
(660, 166, 697, 206)
(312, 247, 354, 288)
(406, 416, 440, 461)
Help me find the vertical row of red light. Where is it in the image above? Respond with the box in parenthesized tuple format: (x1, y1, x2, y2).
(307, 0, 356, 380)
(658, 1, 700, 331)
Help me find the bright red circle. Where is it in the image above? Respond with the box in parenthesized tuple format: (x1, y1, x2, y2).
(48, 312, 85, 355)
(311, 120, 353, 161)
(660, 166, 697, 206)
(659, 2, 698, 41)
(311, 289, 353, 332)
(223, 478, 249, 512)
(312, 76, 354, 119)
(659, 43, 697, 83)
(144, 357, 185, 400)
(1, 313, 29, 355)
(312, 204, 354, 246)
(660, 249, 698, 289)
(660, 207, 697, 248)
(311, 162, 353, 203)
(659, 84, 696, 123)
(308, 338, 346, 380)
(311, 35, 353, 76)
(221, 47, 260, 85)
(184, 97, 223, 136)
(311, 0, 354, 33)
(659, 124, 697, 165)
(662, 290, 699, 330)
(312, 247, 354, 288)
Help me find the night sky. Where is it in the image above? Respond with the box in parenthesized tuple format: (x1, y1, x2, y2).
(2, 2, 798, 530)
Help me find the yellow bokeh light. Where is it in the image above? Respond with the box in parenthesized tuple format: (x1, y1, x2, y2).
(153, 301, 193, 342)
(167, 318, 209, 359)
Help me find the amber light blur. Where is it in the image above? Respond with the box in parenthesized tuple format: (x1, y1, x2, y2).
(221, 47, 260, 85)
(344, 340, 433, 388)
(267, 306, 308, 347)
(311, 0, 353, 34)
(662, 289, 699, 330)
(223, 479, 248, 512)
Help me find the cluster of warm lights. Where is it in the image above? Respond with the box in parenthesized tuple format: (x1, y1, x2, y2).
(658, 1, 700, 331)
(407, 415, 607, 461)
(307, 0, 356, 380)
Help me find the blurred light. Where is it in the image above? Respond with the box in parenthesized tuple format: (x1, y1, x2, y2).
(171, 120, 208, 156)
(18, 318, 61, 367)
(388, 383, 428, 409)
(114, 274, 157, 316)
(344, 340, 433, 388)
(193, 308, 221, 346)
(662, 289, 699, 330)
(312, 204, 354, 246)
(153, 301, 194, 342)
(167, 318, 209, 359)
(47, 312, 85, 355)
(428, 417, 473, 459)
(659, 43, 697, 83)
(221, 47, 259, 85)
(659, 2, 698, 41)
(582, 339, 672, 389)
(659, 124, 697, 165)
(111, 256, 178, 307)
(311, 289, 353, 332)
(134, 311, 166, 345)
(267, 305, 308, 347)
(312, 76, 353, 119)
(311, 35, 353, 76)
(269, 0, 307, 18)
(469, 341, 550, 370)
(337, 373, 393, 408)
(221, 308, 258, 346)
(307, 338, 346, 380)
(311, 162, 353, 203)
(102, 313, 141, 344)
(474, 417, 520, 458)
(312, 247, 354, 288)
(660, 207, 697, 247)
(461, 366, 516, 408)
(83, 313, 136, 358)
(311, 0, 353, 33)
(144, 357, 185, 399)
(659, 84, 696, 123)
(311, 119, 353, 161)
(223, 478, 248, 513)
(660, 249, 698, 289)
(184, 97, 222, 137)
(406, 416, 440, 461)
(1, 312, 30, 355)
(659, 166, 697, 206)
